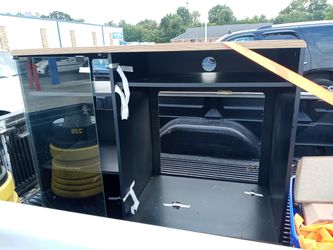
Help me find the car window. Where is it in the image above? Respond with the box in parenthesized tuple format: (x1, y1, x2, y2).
(227, 35, 255, 42)
(263, 32, 298, 40)
(93, 60, 101, 67)
(302, 26, 333, 53)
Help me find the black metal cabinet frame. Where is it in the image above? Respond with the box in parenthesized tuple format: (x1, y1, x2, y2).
(103, 47, 303, 243)
(13, 42, 305, 244)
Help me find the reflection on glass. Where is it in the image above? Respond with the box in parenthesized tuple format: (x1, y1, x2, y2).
(18, 56, 106, 216)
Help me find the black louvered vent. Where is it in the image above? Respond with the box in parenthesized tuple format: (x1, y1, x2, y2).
(161, 153, 259, 183)
(0, 113, 37, 195)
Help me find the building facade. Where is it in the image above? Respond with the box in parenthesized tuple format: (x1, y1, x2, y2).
(0, 14, 123, 50)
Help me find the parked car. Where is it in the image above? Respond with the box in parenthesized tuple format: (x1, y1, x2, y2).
(36, 57, 85, 75)
(92, 59, 109, 79)
(0, 51, 24, 115)
(217, 20, 333, 89)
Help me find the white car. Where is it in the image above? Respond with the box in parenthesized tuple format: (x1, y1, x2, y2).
(36, 57, 84, 75)
(0, 51, 24, 115)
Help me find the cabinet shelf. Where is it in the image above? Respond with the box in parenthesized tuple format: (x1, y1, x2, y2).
(130, 175, 278, 243)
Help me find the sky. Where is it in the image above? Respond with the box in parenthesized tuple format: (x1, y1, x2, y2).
(1, 0, 333, 25)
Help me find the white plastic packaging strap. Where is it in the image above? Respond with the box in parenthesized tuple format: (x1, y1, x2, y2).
(114, 65, 131, 120)
(84, 62, 131, 120)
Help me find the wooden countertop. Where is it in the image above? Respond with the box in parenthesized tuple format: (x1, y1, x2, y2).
(11, 40, 307, 56)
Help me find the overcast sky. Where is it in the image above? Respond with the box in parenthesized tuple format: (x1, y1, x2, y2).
(2, 0, 333, 25)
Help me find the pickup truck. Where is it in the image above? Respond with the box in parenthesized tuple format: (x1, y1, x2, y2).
(159, 21, 333, 168)
(217, 21, 333, 89)
(0, 41, 332, 247)
(0, 51, 24, 115)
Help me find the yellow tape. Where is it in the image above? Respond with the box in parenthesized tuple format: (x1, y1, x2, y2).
(0, 172, 15, 201)
(224, 42, 333, 106)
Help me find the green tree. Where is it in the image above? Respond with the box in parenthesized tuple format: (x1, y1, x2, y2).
(105, 20, 117, 27)
(274, 11, 312, 23)
(309, 0, 329, 20)
(105, 7, 203, 43)
(42, 11, 85, 22)
(118, 20, 142, 42)
(177, 7, 191, 26)
(208, 4, 236, 25)
(325, 5, 333, 19)
(137, 19, 158, 30)
(160, 14, 186, 42)
(48, 11, 74, 21)
(147, 29, 166, 43)
(280, 0, 307, 15)
(275, 0, 328, 23)
(137, 19, 159, 42)
(190, 10, 203, 27)
(176, 7, 202, 27)
(237, 15, 270, 24)
(117, 19, 164, 43)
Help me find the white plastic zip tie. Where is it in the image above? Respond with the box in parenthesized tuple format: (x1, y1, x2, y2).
(123, 181, 140, 215)
(163, 202, 191, 209)
(115, 85, 128, 119)
(244, 191, 264, 197)
(109, 63, 119, 69)
(115, 65, 130, 120)
(109, 64, 134, 72)
(119, 65, 133, 72)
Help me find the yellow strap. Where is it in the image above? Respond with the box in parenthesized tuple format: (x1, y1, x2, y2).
(224, 42, 333, 106)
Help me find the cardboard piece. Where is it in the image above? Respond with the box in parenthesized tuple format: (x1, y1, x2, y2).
(302, 203, 333, 225)
(294, 156, 333, 203)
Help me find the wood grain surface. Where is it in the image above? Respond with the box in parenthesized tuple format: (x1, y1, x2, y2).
(11, 40, 306, 56)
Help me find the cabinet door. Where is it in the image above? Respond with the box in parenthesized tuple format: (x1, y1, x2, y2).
(17, 56, 107, 216)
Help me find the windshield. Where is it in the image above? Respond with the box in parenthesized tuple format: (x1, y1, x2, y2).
(0, 52, 18, 78)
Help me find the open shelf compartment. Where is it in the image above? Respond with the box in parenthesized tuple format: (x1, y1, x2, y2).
(113, 84, 300, 244)
(130, 175, 278, 243)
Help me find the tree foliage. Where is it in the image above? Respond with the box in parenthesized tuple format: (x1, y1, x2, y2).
(275, 0, 329, 23)
(11, 0, 332, 44)
(160, 14, 186, 42)
(237, 15, 270, 24)
(41, 11, 85, 22)
(107, 6, 202, 43)
(191, 11, 202, 27)
(325, 5, 333, 19)
(177, 7, 191, 26)
(309, 0, 329, 19)
(208, 4, 236, 25)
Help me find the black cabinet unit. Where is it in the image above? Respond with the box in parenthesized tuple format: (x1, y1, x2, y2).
(13, 41, 305, 244)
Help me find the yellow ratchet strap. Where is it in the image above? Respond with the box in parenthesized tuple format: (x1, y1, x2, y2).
(224, 42, 333, 106)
